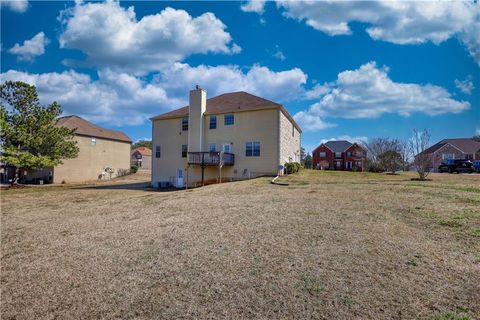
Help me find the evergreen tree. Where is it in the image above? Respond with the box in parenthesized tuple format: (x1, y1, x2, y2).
(132, 139, 152, 150)
(1, 81, 79, 183)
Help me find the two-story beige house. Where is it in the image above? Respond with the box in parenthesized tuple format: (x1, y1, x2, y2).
(23, 115, 132, 184)
(151, 88, 301, 188)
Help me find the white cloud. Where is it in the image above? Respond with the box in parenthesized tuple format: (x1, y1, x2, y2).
(276, 0, 480, 65)
(59, 1, 240, 75)
(134, 137, 152, 143)
(1, 0, 28, 13)
(319, 135, 369, 145)
(476, 128, 480, 136)
(240, 0, 266, 14)
(454, 77, 474, 94)
(294, 61, 470, 132)
(1, 63, 308, 126)
(303, 83, 330, 100)
(8, 32, 49, 61)
(0, 69, 173, 126)
(293, 111, 335, 132)
(458, 19, 480, 66)
(157, 63, 308, 103)
(273, 45, 286, 61)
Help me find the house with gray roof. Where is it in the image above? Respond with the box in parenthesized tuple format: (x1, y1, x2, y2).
(420, 138, 480, 172)
(312, 140, 366, 171)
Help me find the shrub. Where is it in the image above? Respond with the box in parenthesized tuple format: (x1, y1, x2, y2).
(131, 165, 139, 173)
(117, 168, 130, 177)
(285, 162, 302, 174)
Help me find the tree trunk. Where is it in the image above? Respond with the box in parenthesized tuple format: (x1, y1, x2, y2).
(10, 167, 19, 186)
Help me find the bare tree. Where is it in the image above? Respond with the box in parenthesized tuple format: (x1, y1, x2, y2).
(410, 129, 432, 180)
(398, 139, 413, 171)
(378, 150, 403, 174)
(363, 138, 402, 172)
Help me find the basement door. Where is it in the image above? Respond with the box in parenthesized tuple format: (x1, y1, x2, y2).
(176, 169, 184, 188)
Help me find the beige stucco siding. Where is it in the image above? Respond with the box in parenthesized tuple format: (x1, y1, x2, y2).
(151, 104, 303, 187)
(152, 109, 281, 186)
(53, 135, 131, 183)
(203, 109, 279, 175)
(140, 155, 152, 170)
(279, 110, 301, 166)
(151, 117, 188, 186)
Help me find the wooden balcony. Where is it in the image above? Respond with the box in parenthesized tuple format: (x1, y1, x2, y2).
(188, 151, 235, 166)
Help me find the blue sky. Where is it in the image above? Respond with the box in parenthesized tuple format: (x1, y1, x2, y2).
(1, 0, 479, 152)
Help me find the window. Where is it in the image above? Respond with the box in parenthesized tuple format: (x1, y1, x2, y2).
(155, 146, 161, 158)
(222, 143, 231, 153)
(347, 152, 352, 157)
(210, 115, 217, 129)
(319, 151, 326, 158)
(464, 154, 473, 160)
(335, 152, 342, 158)
(292, 124, 295, 137)
(209, 143, 216, 152)
(442, 153, 454, 160)
(181, 144, 187, 158)
(224, 114, 234, 126)
(91, 137, 96, 146)
(246, 141, 260, 157)
(182, 117, 188, 131)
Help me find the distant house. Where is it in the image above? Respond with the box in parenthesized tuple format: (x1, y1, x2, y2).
(312, 140, 366, 171)
(420, 138, 480, 172)
(150, 87, 301, 188)
(21, 115, 132, 184)
(131, 147, 152, 170)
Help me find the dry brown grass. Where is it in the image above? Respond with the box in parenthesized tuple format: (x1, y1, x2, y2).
(1, 170, 479, 319)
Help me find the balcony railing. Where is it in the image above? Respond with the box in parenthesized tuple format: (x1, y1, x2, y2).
(188, 151, 235, 166)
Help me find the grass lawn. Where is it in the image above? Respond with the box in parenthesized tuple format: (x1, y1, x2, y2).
(1, 170, 479, 319)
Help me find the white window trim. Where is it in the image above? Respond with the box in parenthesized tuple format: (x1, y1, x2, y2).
(442, 153, 454, 160)
(222, 143, 231, 153)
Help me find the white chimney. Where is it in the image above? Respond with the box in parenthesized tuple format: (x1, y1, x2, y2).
(188, 86, 206, 152)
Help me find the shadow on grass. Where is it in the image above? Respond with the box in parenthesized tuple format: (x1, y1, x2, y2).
(75, 182, 152, 191)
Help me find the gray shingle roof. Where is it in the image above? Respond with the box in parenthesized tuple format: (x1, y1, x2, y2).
(324, 140, 353, 152)
(423, 138, 480, 155)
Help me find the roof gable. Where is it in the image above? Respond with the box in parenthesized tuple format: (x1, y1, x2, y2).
(56, 115, 132, 143)
(132, 147, 152, 156)
(424, 138, 480, 154)
(324, 140, 353, 153)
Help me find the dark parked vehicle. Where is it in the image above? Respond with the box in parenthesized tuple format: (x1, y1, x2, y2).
(473, 160, 480, 173)
(438, 159, 475, 173)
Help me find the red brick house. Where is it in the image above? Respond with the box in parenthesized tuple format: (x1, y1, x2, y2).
(312, 140, 366, 171)
(418, 138, 480, 172)
(131, 147, 152, 170)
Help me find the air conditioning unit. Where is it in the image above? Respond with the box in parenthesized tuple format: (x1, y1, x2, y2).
(158, 181, 171, 189)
